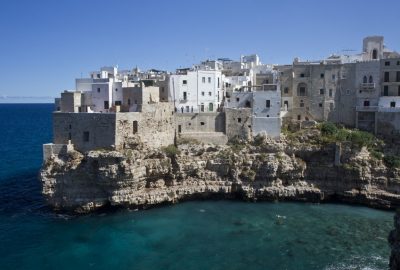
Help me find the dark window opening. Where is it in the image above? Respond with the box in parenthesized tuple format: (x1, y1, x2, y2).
(128, 99, 131, 105)
(69, 124, 72, 129)
(284, 100, 289, 109)
(133, 121, 138, 134)
(115, 88, 118, 91)
(396, 71, 400, 82)
(83, 131, 89, 142)
(178, 125, 182, 133)
(284, 87, 289, 94)
(266, 100, 271, 108)
(398, 86, 400, 96)
(384, 72, 390, 82)
(104, 101, 109, 109)
(300, 73, 305, 78)
(372, 49, 378, 60)
(385, 61, 390, 66)
(97, 88, 101, 93)
(369, 75, 373, 83)
(161, 87, 165, 92)
(297, 115, 301, 120)
(115, 101, 121, 106)
(183, 80, 187, 85)
(319, 103, 323, 107)
(390, 102, 396, 108)
(245, 101, 251, 108)
(329, 89, 333, 97)
(200, 122, 205, 126)
(320, 73, 324, 78)
(384, 86, 389, 96)
(364, 100, 370, 107)
(320, 89, 324, 95)
(236, 97, 240, 102)
(238, 118, 242, 123)
(183, 92, 187, 100)
(68, 133, 71, 140)
(363, 76, 368, 83)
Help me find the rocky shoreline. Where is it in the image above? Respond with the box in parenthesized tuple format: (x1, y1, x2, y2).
(40, 128, 400, 214)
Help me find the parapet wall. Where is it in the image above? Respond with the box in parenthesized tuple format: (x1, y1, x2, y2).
(53, 112, 116, 152)
(175, 112, 225, 133)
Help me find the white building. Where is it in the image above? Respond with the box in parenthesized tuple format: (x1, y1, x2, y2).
(170, 68, 223, 113)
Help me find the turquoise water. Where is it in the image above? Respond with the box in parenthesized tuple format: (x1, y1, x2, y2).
(0, 104, 394, 270)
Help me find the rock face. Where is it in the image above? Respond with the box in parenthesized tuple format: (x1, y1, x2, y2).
(39, 132, 400, 213)
(389, 211, 400, 270)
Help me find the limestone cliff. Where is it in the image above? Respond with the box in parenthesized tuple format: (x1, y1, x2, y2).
(40, 129, 400, 213)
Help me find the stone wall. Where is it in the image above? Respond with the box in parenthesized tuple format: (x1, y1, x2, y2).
(115, 103, 175, 149)
(53, 112, 116, 152)
(225, 108, 252, 140)
(175, 112, 225, 133)
(377, 112, 400, 140)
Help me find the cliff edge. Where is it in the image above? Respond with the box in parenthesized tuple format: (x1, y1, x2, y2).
(40, 127, 400, 213)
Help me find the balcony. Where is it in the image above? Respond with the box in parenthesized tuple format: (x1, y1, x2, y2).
(356, 106, 378, 112)
(179, 99, 188, 103)
(359, 83, 375, 91)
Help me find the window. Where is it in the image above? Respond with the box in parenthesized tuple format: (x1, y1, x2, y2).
(200, 104, 204, 112)
(237, 118, 242, 123)
(68, 133, 71, 140)
(69, 124, 72, 129)
(390, 102, 396, 108)
(97, 74, 101, 79)
(384, 72, 390, 82)
(385, 61, 391, 66)
(245, 101, 251, 108)
(217, 78, 220, 88)
(372, 49, 378, 60)
(236, 97, 240, 102)
(320, 73, 324, 78)
(83, 131, 90, 142)
(284, 100, 289, 109)
(364, 100, 370, 107)
(398, 86, 400, 96)
(208, 77, 211, 83)
(182, 80, 187, 85)
(201, 92, 205, 96)
(186, 106, 189, 112)
(266, 100, 271, 108)
(133, 121, 138, 134)
(320, 89, 324, 95)
(209, 92, 212, 96)
(202, 77, 205, 83)
(332, 74, 336, 80)
(397, 61, 400, 66)
(115, 101, 121, 106)
(363, 76, 367, 84)
(297, 83, 307, 96)
(346, 89, 350, 95)
(200, 122, 205, 126)
(209, 103, 213, 111)
(329, 103, 334, 111)
(384, 86, 389, 96)
(318, 103, 323, 107)
(104, 101, 109, 109)
(183, 92, 187, 100)
(284, 87, 289, 94)
(97, 88, 101, 93)
(128, 99, 131, 105)
(297, 115, 301, 120)
(329, 89, 333, 97)
(300, 101, 304, 107)
(161, 87, 165, 92)
(300, 73, 305, 78)
(369, 75, 373, 83)
(397, 71, 400, 82)
(115, 88, 118, 92)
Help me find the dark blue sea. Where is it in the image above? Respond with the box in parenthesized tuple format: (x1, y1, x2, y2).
(0, 104, 394, 270)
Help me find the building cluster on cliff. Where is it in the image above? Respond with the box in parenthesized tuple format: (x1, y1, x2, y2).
(45, 36, 400, 157)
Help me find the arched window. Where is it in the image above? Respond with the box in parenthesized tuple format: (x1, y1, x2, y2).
(372, 49, 378, 60)
(369, 75, 373, 83)
(363, 76, 368, 83)
(297, 83, 307, 96)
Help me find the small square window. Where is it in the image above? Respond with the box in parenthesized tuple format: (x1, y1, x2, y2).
(115, 88, 118, 91)
(200, 122, 205, 126)
(201, 92, 205, 96)
(332, 74, 336, 80)
(97, 88, 101, 93)
(320, 73, 324, 78)
(300, 73, 305, 78)
(182, 80, 187, 85)
(319, 103, 322, 107)
(236, 97, 240, 102)
(209, 92, 212, 96)
(385, 61, 390, 66)
(237, 118, 241, 123)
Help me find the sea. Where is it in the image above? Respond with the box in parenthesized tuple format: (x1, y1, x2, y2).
(0, 103, 394, 270)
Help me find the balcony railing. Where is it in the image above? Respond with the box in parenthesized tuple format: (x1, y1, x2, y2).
(359, 83, 375, 91)
(356, 106, 379, 112)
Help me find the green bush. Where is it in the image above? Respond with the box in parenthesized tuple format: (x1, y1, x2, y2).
(162, 145, 180, 157)
(383, 155, 400, 168)
(349, 130, 374, 148)
(370, 149, 383, 160)
(320, 122, 338, 136)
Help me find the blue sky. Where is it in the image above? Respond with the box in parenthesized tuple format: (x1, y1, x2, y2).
(0, 0, 399, 102)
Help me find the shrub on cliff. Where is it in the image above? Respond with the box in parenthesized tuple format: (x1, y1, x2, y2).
(349, 130, 375, 148)
(320, 122, 338, 136)
(162, 145, 180, 157)
(384, 155, 400, 169)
